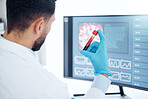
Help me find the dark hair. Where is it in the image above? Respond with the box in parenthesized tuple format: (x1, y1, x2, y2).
(6, 0, 56, 34)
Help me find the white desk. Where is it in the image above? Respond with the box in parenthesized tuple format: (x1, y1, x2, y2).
(74, 96, 125, 99)
(62, 78, 148, 99)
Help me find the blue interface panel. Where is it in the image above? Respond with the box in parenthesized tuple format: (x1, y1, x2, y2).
(70, 16, 148, 88)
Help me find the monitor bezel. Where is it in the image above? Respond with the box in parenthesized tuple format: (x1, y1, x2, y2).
(63, 14, 148, 92)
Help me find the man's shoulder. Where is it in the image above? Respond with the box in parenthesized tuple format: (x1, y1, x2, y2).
(0, 48, 28, 67)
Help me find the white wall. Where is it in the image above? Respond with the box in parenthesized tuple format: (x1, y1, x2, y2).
(0, 0, 6, 28)
(44, 0, 148, 98)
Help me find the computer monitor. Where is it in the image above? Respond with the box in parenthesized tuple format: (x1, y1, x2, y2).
(64, 15, 148, 92)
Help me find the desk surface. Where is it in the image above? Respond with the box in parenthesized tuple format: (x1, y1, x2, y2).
(62, 78, 148, 99)
(74, 96, 127, 99)
(105, 95, 131, 99)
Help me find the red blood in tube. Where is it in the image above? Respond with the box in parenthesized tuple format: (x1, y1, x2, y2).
(83, 30, 98, 50)
(93, 30, 98, 36)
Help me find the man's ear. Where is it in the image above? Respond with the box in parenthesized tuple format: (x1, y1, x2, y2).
(34, 18, 44, 36)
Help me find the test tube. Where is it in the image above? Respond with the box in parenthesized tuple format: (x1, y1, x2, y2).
(83, 30, 98, 50)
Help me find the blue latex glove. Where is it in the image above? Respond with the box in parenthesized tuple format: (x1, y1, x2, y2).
(80, 30, 111, 76)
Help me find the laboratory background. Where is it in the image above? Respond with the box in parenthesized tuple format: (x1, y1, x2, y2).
(0, 0, 148, 99)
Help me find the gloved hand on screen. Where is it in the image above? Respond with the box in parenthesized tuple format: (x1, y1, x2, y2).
(80, 30, 111, 76)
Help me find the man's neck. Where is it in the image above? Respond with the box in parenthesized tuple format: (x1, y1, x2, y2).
(3, 31, 34, 49)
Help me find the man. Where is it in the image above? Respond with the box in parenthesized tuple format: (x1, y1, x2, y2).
(0, 0, 111, 99)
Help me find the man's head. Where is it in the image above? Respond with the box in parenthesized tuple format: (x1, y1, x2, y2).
(6, 0, 56, 51)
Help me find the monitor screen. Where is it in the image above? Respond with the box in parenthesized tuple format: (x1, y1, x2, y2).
(64, 15, 148, 91)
